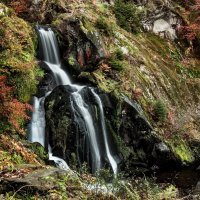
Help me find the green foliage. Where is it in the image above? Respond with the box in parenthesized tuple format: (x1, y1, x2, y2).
(95, 16, 111, 36)
(29, 143, 48, 161)
(112, 175, 178, 200)
(115, 48, 124, 60)
(176, 62, 200, 78)
(107, 48, 125, 71)
(108, 58, 123, 71)
(97, 2, 109, 14)
(114, 0, 145, 34)
(79, 162, 89, 174)
(12, 152, 25, 164)
(95, 168, 113, 183)
(0, 4, 41, 104)
(0, 3, 12, 18)
(153, 100, 167, 122)
(0, 16, 35, 68)
(10, 69, 38, 102)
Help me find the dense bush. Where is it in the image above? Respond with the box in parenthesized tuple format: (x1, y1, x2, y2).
(114, 0, 145, 33)
(115, 48, 124, 60)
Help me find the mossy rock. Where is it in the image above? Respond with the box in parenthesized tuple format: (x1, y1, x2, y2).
(54, 16, 107, 73)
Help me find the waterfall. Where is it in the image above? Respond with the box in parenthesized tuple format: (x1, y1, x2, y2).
(71, 86, 101, 173)
(29, 27, 71, 170)
(91, 89, 118, 175)
(29, 96, 45, 147)
(38, 28, 60, 65)
(29, 26, 118, 174)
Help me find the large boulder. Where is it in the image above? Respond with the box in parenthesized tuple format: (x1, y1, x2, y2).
(104, 94, 182, 174)
(54, 17, 107, 73)
(143, 9, 181, 40)
(45, 85, 76, 163)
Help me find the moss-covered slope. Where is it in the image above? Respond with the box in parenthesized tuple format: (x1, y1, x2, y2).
(50, 0, 200, 164)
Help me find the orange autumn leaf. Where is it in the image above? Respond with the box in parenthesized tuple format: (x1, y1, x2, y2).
(99, 63, 111, 72)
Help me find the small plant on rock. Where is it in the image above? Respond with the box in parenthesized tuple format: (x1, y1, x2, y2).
(107, 48, 125, 71)
(115, 48, 124, 61)
(153, 100, 167, 122)
(108, 58, 123, 71)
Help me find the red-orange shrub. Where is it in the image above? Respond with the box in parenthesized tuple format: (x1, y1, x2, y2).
(10, 0, 28, 14)
(0, 75, 32, 134)
(178, 0, 200, 42)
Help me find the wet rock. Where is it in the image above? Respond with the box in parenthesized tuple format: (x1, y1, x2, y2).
(36, 62, 57, 97)
(194, 181, 200, 195)
(37, 74, 56, 97)
(54, 17, 107, 73)
(152, 142, 181, 168)
(44, 85, 76, 162)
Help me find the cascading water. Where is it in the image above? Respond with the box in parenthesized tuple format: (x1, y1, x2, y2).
(29, 26, 118, 174)
(29, 96, 45, 147)
(91, 89, 118, 175)
(71, 86, 101, 173)
(29, 27, 71, 170)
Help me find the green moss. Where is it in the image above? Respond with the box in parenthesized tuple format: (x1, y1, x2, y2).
(80, 18, 93, 34)
(68, 53, 75, 66)
(172, 141, 194, 163)
(95, 16, 111, 36)
(78, 72, 96, 83)
(108, 58, 123, 71)
(48, 100, 55, 110)
(93, 70, 118, 93)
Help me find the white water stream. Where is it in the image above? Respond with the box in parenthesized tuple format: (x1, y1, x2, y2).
(91, 89, 118, 175)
